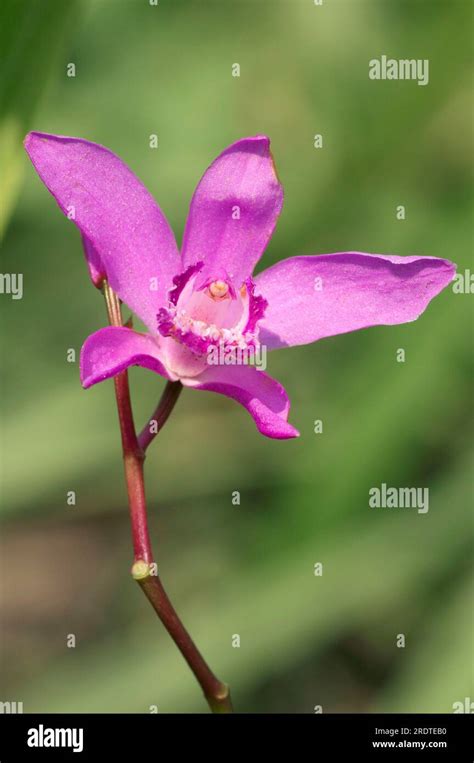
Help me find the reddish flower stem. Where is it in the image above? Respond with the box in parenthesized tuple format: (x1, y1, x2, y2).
(138, 380, 183, 452)
(102, 281, 233, 713)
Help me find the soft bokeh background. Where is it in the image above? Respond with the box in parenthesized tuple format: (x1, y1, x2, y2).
(1, 0, 472, 713)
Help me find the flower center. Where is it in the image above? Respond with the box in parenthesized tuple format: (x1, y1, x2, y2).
(156, 264, 268, 378)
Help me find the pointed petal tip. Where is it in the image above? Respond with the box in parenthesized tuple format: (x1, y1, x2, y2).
(79, 358, 96, 390)
(23, 131, 41, 155)
(426, 256, 457, 289)
(447, 258, 457, 279)
(224, 134, 271, 156)
(258, 420, 300, 440)
(274, 425, 300, 440)
(24, 131, 60, 160)
(24, 130, 55, 150)
(249, 134, 271, 147)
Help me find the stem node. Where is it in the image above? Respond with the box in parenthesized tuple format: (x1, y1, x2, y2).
(131, 559, 150, 580)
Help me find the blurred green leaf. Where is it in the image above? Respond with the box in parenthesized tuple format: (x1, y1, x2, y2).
(0, 0, 78, 237)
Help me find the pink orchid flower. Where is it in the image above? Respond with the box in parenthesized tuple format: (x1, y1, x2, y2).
(25, 132, 455, 439)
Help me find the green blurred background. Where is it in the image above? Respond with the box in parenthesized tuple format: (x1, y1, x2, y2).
(1, 0, 472, 713)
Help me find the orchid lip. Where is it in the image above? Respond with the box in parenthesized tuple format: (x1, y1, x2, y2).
(157, 268, 267, 361)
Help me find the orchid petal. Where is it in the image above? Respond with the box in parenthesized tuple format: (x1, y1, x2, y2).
(181, 136, 283, 286)
(255, 252, 456, 349)
(80, 326, 171, 388)
(183, 365, 299, 440)
(24, 132, 179, 330)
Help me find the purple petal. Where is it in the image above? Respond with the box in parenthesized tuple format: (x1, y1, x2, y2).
(183, 365, 299, 440)
(24, 132, 179, 329)
(181, 136, 283, 287)
(80, 326, 171, 388)
(255, 252, 456, 349)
